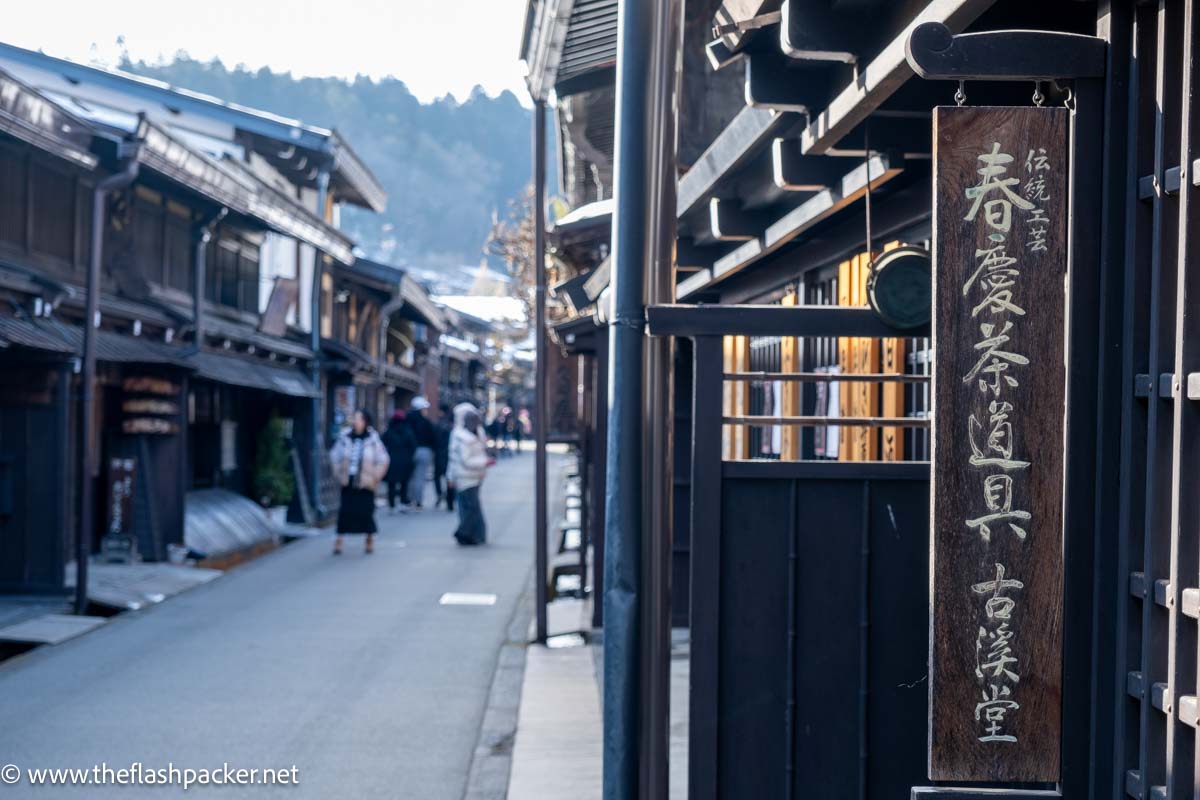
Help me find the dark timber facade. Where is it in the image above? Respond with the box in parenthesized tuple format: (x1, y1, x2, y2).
(526, 0, 1199, 797)
(0, 51, 452, 595)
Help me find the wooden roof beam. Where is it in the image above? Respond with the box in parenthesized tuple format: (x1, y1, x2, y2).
(712, 0, 783, 53)
(780, 0, 861, 63)
(681, 151, 904, 297)
(745, 47, 831, 113)
(709, 198, 774, 241)
(771, 140, 848, 190)
(798, 0, 996, 155)
(677, 105, 794, 217)
(677, 237, 737, 271)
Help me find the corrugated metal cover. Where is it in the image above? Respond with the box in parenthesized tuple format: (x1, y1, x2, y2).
(185, 488, 280, 558)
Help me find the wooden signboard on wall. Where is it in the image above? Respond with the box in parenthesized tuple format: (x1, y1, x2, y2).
(929, 106, 1067, 783)
(545, 331, 580, 443)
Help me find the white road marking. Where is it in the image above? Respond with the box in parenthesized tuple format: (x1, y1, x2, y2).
(439, 592, 497, 606)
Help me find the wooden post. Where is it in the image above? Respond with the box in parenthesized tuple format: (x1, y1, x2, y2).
(837, 257, 852, 460)
(881, 240, 906, 461)
(780, 290, 800, 460)
(854, 252, 880, 461)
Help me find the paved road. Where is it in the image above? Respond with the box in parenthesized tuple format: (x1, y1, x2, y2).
(0, 453, 542, 799)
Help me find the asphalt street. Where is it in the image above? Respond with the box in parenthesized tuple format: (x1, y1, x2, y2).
(0, 452, 541, 799)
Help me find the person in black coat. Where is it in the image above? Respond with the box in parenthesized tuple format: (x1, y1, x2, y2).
(434, 404, 454, 511)
(406, 397, 438, 508)
(382, 409, 416, 512)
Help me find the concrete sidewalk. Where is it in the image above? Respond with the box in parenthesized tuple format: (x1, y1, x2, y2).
(506, 631, 690, 799)
(507, 641, 602, 799)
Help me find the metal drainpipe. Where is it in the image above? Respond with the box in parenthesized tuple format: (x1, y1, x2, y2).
(604, 0, 681, 796)
(76, 152, 140, 615)
(309, 167, 331, 519)
(534, 98, 549, 644)
(188, 208, 228, 356)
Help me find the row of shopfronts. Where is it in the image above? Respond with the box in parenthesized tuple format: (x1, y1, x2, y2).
(525, 0, 1198, 797)
(0, 45, 493, 593)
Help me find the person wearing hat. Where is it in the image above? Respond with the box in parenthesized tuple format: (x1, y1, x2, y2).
(407, 396, 437, 509)
(447, 402, 490, 545)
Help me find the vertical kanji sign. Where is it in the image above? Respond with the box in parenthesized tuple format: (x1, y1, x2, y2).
(929, 106, 1067, 783)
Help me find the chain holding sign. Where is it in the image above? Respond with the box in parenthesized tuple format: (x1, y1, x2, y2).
(929, 106, 1067, 783)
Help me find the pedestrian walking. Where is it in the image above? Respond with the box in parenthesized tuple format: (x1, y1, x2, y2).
(329, 409, 390, 555)
(500, 406, 514, 456)
(448, 402, 490, 545)
(514, 407, 529, 452)
(382, 409, 416, 513)
(407, 396, 437, 508)
(434, 403, 454, 511)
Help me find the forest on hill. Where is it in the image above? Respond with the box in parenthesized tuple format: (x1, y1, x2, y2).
(121, 55, 549, 275)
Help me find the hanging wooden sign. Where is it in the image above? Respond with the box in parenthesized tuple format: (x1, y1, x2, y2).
(929, 106, 1067, 783)
(545, 331, 580, 443)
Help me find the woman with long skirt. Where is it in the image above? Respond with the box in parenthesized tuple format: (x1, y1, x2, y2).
(329, 409, 390, 555)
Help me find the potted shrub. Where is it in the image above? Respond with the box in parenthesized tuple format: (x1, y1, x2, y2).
(254, 413, 295, 525)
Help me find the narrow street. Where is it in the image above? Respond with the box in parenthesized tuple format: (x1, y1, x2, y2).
(0, 454, 541, 799)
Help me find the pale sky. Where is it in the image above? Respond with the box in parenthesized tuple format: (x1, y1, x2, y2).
(3, 0, 533, 105)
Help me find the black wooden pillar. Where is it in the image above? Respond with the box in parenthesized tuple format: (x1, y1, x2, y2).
(534, 98, 549, 644)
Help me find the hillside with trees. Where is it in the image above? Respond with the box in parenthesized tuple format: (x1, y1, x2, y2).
(120, 55, 547, 275)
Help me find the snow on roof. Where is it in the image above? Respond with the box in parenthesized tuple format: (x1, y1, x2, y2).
(434, 295, 527, 326)
(551, 198, 614, 229)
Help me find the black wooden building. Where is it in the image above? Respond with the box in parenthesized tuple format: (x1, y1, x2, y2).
(0, 69, 362, 589)
(526, 0, 1200, 797)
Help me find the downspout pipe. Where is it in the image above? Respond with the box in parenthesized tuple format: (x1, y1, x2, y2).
(76, 150, 140, 615)
(605, 0, 651, 794)
(604, 0, 681, 796)
(308, 167, 331, 520)
(534, 98, 549, 644)
(187, 207, 228, 356)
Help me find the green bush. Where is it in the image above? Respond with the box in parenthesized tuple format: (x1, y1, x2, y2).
(254, 414, 295, 507)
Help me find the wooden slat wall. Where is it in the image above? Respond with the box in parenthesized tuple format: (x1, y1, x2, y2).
(835, 244, 906, 462)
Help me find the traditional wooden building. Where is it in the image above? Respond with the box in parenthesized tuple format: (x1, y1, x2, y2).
(321, 256, 444, 444)
(436, 308, 491, 410)
(0, 42, 397, 524)
(0, 67, 355, 590)
(0, 49, 452, 593)
(527, 0, 1196, 798)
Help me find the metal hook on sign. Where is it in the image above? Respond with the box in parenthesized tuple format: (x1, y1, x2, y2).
(1064, 86, 1076, 112)
(954, 80, 966, 107)
(1032, 81, 1045, 107)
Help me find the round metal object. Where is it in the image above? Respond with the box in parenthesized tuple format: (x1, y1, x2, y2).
(865, 246, 932, 330)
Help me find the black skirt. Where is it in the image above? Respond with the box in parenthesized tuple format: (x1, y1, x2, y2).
(336, 486, 378, 534)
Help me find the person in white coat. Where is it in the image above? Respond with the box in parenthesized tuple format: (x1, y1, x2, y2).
(447, 402, 490, 545)
(328, 409, 390, 555)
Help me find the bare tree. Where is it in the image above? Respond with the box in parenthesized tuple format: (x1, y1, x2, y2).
(485, 186, 538, 323)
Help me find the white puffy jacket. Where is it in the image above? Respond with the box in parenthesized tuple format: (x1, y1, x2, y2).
(447, 403, 489, 490)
